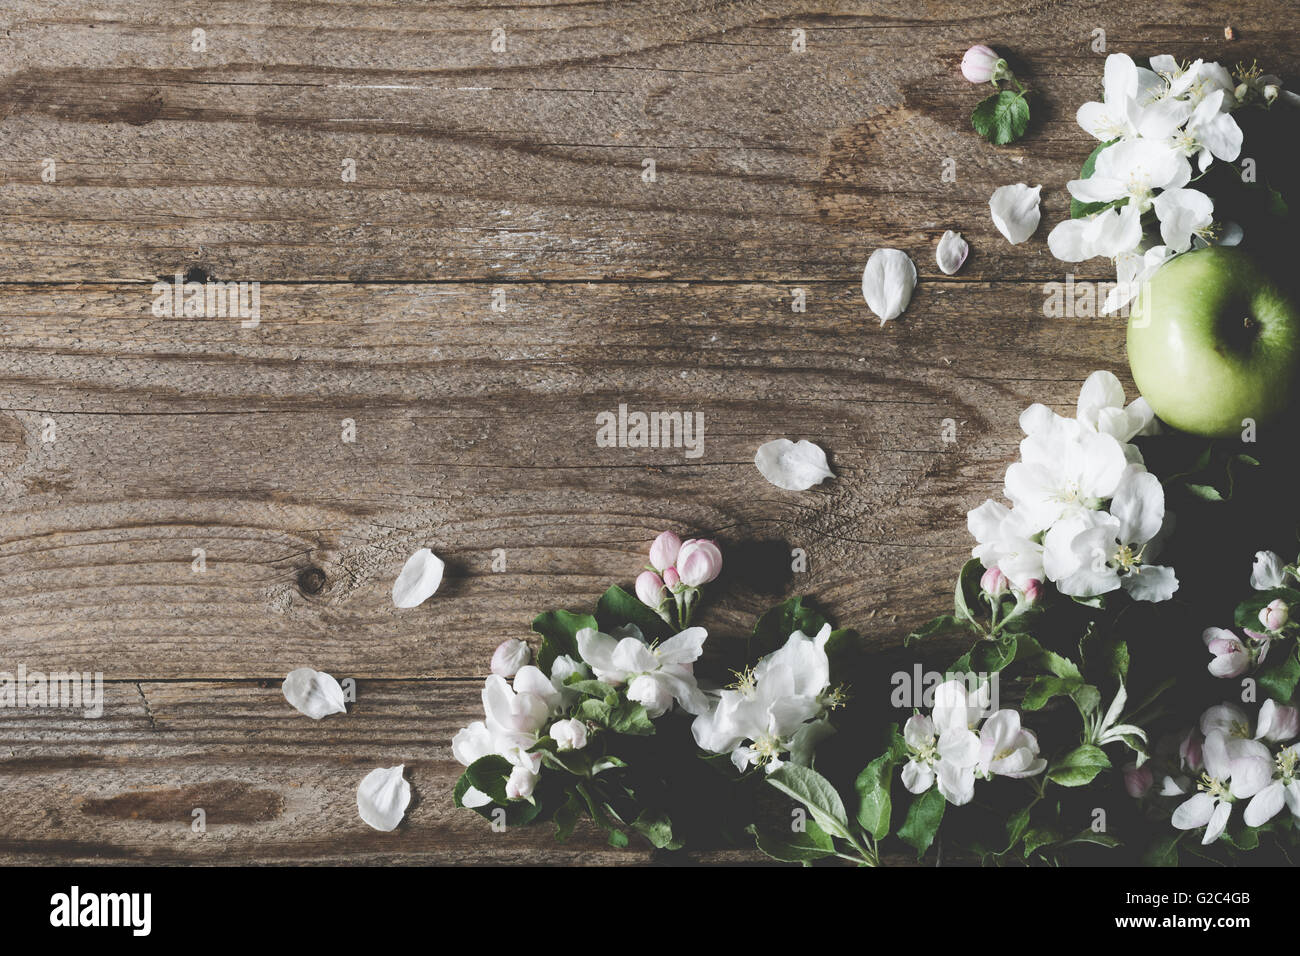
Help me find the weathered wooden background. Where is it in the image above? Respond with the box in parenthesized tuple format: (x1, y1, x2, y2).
(0, 0, 1294, 865)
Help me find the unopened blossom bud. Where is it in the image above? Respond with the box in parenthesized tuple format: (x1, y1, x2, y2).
(550, 717, 588, 752)
(627, 674, 674, 718)
(1264, 84, 1280, 103)
(663, 566, 681, 589)
(490, 638, 530, 678)
(635, 569, 667, 609)
(1260, 598, 1289, 632)
(648, 531, 681, 572)
(961, 44, 1000, 83)
(676, 539, 723, 587)
(980, 566, 1008, 598)
(1179, 729, 1203, 773)
(1123, 762, 1153, 798)
(1022, 579, 1044, 605)
(1235, 82, 1250, 101)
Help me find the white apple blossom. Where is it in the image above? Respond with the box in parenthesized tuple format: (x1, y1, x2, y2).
(1102, 244, 1171, 315)
(900, 711, 980, 805)
(1255, 700, 1300, 744)
(1152, 187, 1214, 252)
(1041, 466, 1177, 602)
(1047, 200, 1142, 262)
(577, 624, 708, 717)
(550, 717, 588, 752)
(976, 709, 1046, 779)
(1075, 53, 1163, 141)
(1171, 731, 1270, 844)
(1005, 417, 1128, 533)
(967, 499, 1045, 589)
(1243, 743, 1300, 827)
(1074, 370, 1157, 445)
(1067, 139, 1191, 213)
(1173, 88, 1243, 171)
(1203, 627, 1264, 679)
(691, 624, 839, 774)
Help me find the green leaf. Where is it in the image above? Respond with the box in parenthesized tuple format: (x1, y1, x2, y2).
(532, 609, 599, 673)
(747, 820, 836, 864)
(1022, 825, 1063, 858)
(854, 729, 906, 840)
(1185, 483, 1224, 502)
(1021, 675, 1084, 711)
(553, 790, 582, 842)
(971, 90, 1030, 145)
(607, 700, 656, 736)
(1258, 647, 1300, 705)
(1048, 744, 1111, 787)
(1070, 139, 1117, 217)
(766, 764, 852, 841)
(954, 559, 985, 628)
(897, 788, 946, 858)
(596, 584, 668, 640)
(630, 809, 681, 850)
(1141, 831, 1182, 867)
(465, 754, 513, 804)
(752, 596, 829, 658)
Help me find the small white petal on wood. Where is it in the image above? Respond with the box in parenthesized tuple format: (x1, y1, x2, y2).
(281, 667, 347, 720)
(754, 439, 835, 491)
(861, 248, 917, 325)
(357, 765, 411, 832)
(392, 548, 445, 608)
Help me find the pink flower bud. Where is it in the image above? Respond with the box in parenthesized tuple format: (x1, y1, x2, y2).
(961, 44, 1000, 83)
(490, 638, 530, 678)
(1123, 762, 1153, 798)
(1256, 699, 1300, 743)
(635, 569, 666, 608)
(675, 538, 723, 587)
(980, 566, 1008, 598)
(1022, 579, 1043, 605)
(1260, 598, 1289, 632)
(663, 566, 681, 588)
(1179, 729, 1203, 773)
(648, 531, 682, 572)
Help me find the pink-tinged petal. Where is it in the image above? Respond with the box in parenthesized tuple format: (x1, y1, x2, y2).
(1171, 792, 1216, 830)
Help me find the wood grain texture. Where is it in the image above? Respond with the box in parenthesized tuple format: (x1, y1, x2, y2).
(0, 0, 1295, 864)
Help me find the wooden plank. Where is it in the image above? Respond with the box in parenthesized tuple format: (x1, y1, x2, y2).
(0, 280, 1123, 678)
(0, 2, 1293, 282)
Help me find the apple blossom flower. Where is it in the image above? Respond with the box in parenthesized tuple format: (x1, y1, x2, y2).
(1042, 465, 1178, 602)
(1204, 627, 1253, 678)
(490, 638, 531, 678)
(1171, 731, 1272, 843)
(692, 625, 839, 775)
(1102, 244, 1171, 315)
(676, 538, 723, 587)
(635, 569, 667, 611)
(505, 757, 541, 800)
(1260, 598, 1289, 632)
(976, 709, 1046, 779)
(1047, 200, 1143, 262)
(1251, 550, 1287, 590)
(1152, 187, 1215, 253)
(1124, 761, 1154, 798)
(1243, 743, 1300, 826)
(1005, 416, 1128, 532)
(549, 717, 588, 752)
(967, 499, 1045, 589)
(1076, 53, 1163, 141)
(648, 531, 681, 572)
(1067, 139, 1192, 213)
(577, 624, 708, 717)
(1172, 89, 1243, 171)
(899, 712, 980, 805)
(960, 44, 1000, 83)
(1074, 370, 1157, 445)
(1255, 699, 1299, 744)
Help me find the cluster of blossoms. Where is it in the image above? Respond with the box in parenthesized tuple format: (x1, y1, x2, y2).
(968, 370, 1177, 606)
(1133, 701, 1300, 844)
(692, 624, 843, 774)
(1201, 549, 1299, 678)
(1048, 53, 1286, 313)
(900, 679, 1045, 806)
(456, 622, 709, 805)
(635, 531, 723, 629)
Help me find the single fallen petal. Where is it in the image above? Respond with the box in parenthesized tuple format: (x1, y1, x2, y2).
(935, 230, 969, 275)
(392, 548, 445, 608)
(357, 765, 411, 832)
(861, 248, 917, 325)
(282, 667, 347, 720)
(754, 439, 835, 491)
(989, 184, 1042, 244)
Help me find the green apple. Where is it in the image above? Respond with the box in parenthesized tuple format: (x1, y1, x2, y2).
(1127, 246, 1300, 438)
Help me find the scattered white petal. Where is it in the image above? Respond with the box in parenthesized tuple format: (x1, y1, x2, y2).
(392, 548, 444, 608)
(861, 248, 917, 325)
(935, 230, 969, 275)
(989, 184, 1042, 244)
(282, 667, 347, 720)
(357, 765, 411, 832)
(754, 439, 835, 491)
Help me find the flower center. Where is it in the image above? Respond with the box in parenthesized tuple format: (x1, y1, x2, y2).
(752, 733, 784, 764)
(1198, 773, 1230, 800)
(1279, 749, 1298, 781)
